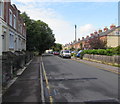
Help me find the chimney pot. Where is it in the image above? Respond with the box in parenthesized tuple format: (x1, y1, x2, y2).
(110, 24, 116, 29)
(98, 29, 102, 33)
(82, 37, 84, 40)
(90, 33, 94, 36)
(86, 35, 89, 38)
(94, 31, 98, 34)
(104, 27, 108, 31)
(78, 38, 80, 41)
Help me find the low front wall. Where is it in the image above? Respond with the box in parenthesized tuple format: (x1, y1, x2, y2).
(0, 56, 2, 97)
(83, 54, 120, 65)
(2, 51, 34, 87)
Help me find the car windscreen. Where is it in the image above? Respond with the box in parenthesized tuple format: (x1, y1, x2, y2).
(63, 50, 70, 53)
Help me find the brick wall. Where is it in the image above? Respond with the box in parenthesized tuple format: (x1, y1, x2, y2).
(4, 2, 26, 38)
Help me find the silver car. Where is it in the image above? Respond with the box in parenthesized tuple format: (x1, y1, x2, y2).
(60, 50, 71, 58)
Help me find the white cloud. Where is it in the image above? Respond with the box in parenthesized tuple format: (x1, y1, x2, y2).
(15, 3, 74, 44)
(15, 3, 98, 44)
(78, 24, 96, 39)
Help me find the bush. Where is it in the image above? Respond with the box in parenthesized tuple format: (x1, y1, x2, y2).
(81, 46, 120, 56)
(113, 45, 120, 55)
(97, 49, 107, 55)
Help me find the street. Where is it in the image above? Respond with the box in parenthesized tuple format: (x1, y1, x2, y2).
(2, 54, 119, 103)
(42, 54, 119, 103)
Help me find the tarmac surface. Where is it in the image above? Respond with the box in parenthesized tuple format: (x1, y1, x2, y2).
(2, 57, 41, 103)
(2, 55, 120, 104)
(42, 54, 119, 103)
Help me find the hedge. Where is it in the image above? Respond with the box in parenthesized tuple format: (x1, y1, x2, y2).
(81, 46, 120, 56)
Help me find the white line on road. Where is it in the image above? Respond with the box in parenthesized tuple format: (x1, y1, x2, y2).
(40, 56, 45, 103)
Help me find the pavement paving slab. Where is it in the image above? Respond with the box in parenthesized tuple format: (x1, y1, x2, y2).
(2, 56, 42, 103)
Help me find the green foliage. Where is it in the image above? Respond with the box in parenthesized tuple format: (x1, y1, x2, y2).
(77, 48, 81, 51)
(112, 45, 120, 55)
(70, 47, 75, 51)
(21, 12, 55, 54)
(81, 46, 120, 56)
(52, 43, 62, 52)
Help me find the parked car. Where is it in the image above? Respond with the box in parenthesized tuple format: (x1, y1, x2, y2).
(71, 51, 78, 56)
(76, 50, 83, 57)
(53, 51, 59, 55)
(60, 50, 71, 58)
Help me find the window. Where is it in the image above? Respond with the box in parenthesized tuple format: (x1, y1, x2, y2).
(13, 15, 16, 29)
(0, 1, 3, 18)
(115, 31, 120, 35)
(20, 24, 22, 33)
(9, 32, 14, 49)
(9, 9, 12, 26)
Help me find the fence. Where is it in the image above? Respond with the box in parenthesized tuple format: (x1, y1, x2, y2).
(2, 51, 34, 87)
(83, 54, 120, 65)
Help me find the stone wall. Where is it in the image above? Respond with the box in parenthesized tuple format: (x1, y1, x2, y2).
(83, 54, 120, 65)
(2, 51, 34, 87)
(0, 56, 2, 99)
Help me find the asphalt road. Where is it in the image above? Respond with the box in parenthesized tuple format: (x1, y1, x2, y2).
(42, 54, 119, 103)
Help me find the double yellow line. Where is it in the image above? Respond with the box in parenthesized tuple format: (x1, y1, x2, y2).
(41, 57, 53, 104)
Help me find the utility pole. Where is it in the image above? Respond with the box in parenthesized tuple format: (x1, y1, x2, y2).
(75, 25, 77, 41)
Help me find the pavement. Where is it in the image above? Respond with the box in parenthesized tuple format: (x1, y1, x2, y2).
(2, 56, 42, 103)
(72, 57, 119, 74)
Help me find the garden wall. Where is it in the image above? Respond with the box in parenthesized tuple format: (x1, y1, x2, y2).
(2, 51, 34, 87)
(83, 54, 120, 65)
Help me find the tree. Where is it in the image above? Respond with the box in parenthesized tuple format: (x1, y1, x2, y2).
(70, 47, 75, 51)
(21, 12, 55, 54)
(89, 37, 106, 49)
(80, 43, 83, 50)
(52, 43, 62, 51)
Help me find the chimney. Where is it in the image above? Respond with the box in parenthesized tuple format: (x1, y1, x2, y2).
(82, 37, 84, 40)
(110, 24, 116, 29)
(78, 38, 80, 41)
(94, 31, 98, 35)
(86, 35, 89, 38)
(98, 29, 102, 33)
(90, 33, 94, 36)
(104, 27, 108, 31)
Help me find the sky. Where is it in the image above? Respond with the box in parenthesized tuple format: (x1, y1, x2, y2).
(11, 0, 119, 45)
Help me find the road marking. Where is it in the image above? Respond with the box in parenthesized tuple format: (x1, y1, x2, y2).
(41, 56, 53, 104)
(71, 58, 119, 74)
(39, 57, 45, 103)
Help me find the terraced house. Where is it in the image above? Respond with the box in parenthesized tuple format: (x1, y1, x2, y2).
(0, 0, 26, 56)
(64, 25, 120, 50)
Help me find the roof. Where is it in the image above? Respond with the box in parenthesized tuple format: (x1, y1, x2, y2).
(66, 26, 120, 46)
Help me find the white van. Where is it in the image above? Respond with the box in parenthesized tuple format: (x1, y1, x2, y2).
(60, 50, 71, 58)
